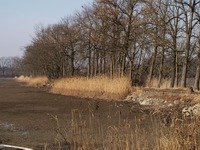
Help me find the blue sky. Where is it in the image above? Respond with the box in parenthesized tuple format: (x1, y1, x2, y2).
(0, 0, 93, 57)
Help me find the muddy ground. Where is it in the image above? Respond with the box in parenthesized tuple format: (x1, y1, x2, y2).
(1, 79, 192, 149)
(0, 79, 145, 149)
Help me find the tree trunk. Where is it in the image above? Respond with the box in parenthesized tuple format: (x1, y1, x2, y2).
(70, 51, 75, 77)
(147, 46, 158, 87)
(110, 53, 114, 78)
(174, 49, 179, 87)
(134, 49, 142, 85)
(180, 35, 190, 87)
(194, 65, 200, 90)
(170, 51, 176, 88)
(99, 51, 103, 76)
(158, 47, 165, 88)
(92, 50, 96, 76)
(194, 38, 200, 90)
(87, 42, 92, 78)
(180, 1, 195, 88)
(130, 60, 134, 86)
(121, 53, 126, 77)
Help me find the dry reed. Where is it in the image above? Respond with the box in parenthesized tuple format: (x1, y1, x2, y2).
(51, 76, 131, 100)
(16, 75, 49, 87)
(52, 110, 200, 150)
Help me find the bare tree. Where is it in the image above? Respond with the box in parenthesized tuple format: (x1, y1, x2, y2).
(175, 0, 199, 87)
(21, 0, 200, 89)
(167, 0, 182, 87)
(143, 0, 169, 86)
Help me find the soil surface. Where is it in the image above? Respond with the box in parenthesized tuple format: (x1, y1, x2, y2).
(0, 79, 142, 149)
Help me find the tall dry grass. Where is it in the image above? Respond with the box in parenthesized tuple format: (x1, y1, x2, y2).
(51, 76, 131, 100)
(52, 110, 200, 150)
(16, 75, 49, 87)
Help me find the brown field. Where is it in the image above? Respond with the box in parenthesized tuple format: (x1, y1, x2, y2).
(0, 78, 200, 150)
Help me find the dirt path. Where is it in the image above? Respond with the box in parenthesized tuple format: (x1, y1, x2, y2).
(0, 79, 134, 149)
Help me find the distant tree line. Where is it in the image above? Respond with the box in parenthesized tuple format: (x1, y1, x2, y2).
(22, 0, 200, 89)
(0, 57, 22, 77)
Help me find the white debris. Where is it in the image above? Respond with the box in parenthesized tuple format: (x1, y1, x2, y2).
(139, 98, 165, 106)
(0, 144, 32, 150)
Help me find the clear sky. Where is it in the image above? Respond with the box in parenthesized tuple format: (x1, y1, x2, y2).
(0, 0, 93, 57)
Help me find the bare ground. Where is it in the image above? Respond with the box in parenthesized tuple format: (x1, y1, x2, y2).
(0, 79, 140, 149)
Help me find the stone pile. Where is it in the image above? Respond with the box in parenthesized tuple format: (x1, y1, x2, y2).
(125, 94, 177, 107)
(126, 93, 200, 117)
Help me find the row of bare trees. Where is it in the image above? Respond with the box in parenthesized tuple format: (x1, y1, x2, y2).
(22, 0, 200, 89)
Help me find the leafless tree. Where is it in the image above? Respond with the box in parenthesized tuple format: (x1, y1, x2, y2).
(175, 0, 199, 87)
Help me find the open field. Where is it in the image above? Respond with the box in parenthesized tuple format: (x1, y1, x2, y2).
(0, 78, 200, 149)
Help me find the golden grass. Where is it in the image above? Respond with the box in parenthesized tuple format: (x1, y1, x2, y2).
(16, 75, 49, 87)
(51, 76, 131, 100)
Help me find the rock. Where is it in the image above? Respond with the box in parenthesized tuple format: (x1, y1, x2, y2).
(182, 103, 200, 117)
(125, 95, 135, 101)
(185, 111, 191, 117)
(192, 103, 200, 116)
(182, 107, 192, 116)
(168, 103, 173, 107)
(173, 100, 180, 105)
(139, 99, 151, 105)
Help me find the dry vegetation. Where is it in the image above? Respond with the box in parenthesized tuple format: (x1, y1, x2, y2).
(50, 76, 131, 100)
(52, 109, 200, 150)
(16, 76, 131, 100)
(16, 75, 200, 102)
(193, 95, 200, 104)
(16, 75, 49, 87)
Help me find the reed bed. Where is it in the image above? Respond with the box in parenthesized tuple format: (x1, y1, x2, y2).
(51, 76, 131, 100)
